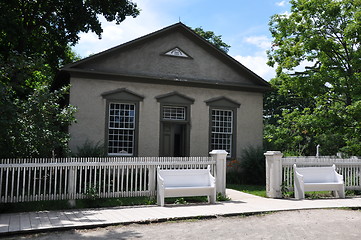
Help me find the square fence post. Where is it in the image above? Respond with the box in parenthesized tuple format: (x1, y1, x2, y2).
(209, 150, 228, 196)
(264, 151, 283, 198)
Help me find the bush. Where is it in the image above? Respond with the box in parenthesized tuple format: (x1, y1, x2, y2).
(239, 146, 265, 185)
(225, 146, 265, 185)
(76, 140, 105, 157)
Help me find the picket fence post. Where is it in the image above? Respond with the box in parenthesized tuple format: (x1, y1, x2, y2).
(149, 165, 156, 196)
(67, 167, 76, 207)
(209, 150, 227, 196)
(264, 151, 283, 198)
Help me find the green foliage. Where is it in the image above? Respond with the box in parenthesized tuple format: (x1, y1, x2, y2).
(0, 0, 139, 75)
(165, 196, 208, 205)
(217, 193, 231, 201)
(0, 83, 76, 158)
(76, 140, 106, 157)
(193, 27, 231, 53)
(0, 1, 139, 158)
(239, 146, 266, 185)
(265, 0, 361, 156)
(85, 186, 99, 200)
(0, 197, 156, 213)
(226, 146, 265, 185)
(281, 182, 293, 198)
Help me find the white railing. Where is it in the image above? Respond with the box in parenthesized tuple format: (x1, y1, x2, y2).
(0, 156, 221, 203)
(265, 151, 361, 198)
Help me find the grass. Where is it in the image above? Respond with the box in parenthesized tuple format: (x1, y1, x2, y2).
(0, 197, 156, 214)
(0, 195, 226, 214)
(227, 184, 267, 197)
(5, 185, 357, 213)
(11, 184, 344, 213)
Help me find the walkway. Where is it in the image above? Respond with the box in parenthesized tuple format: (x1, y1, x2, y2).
(1, 189, 361, 236)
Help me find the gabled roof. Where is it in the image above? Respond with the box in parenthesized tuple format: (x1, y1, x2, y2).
(62, 22, 271, 92)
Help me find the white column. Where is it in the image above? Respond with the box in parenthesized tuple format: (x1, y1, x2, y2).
(264, 151, 283, 198)
(209, 150, 228, 196)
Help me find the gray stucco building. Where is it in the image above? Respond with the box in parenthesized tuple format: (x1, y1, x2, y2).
(60, 23, 271, 159)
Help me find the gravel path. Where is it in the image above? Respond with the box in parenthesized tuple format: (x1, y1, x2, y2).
(5, 209, 361, 240)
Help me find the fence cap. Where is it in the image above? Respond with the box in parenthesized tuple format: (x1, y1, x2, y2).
(209, 150, 228, 155)
(264, 151, 283, 156)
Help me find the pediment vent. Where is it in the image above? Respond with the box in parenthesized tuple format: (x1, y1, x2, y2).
(163, 47, 191, 58)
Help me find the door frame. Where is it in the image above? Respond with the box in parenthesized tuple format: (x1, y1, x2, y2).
(155, 92, 195, 157)
(159, 104, 191, 157)
(159, 121, 190, 157)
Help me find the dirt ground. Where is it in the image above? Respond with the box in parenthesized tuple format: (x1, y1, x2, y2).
(5, 209, 361, 240)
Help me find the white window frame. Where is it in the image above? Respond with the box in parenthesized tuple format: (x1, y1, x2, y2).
(108, 103, 136, 156)
(211, 109, 233, 156)
(162, 105, 186, 120)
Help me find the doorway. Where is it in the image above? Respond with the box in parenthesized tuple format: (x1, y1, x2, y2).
(160, 122, 188, 157)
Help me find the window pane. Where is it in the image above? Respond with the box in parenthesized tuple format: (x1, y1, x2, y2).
(163, 106, 186, 120)
(109, 103, 135, 130)
(108, 103, 136, 156)
(211, 109, 233, 155)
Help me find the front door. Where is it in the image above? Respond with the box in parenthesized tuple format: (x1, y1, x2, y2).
(160, 122, 188, 157)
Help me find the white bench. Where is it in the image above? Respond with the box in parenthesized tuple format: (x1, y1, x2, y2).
(293, 164, 345, 200)
(157, 166, 216, 207)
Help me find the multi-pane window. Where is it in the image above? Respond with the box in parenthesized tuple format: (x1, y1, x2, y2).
(211, 109, 233, 156)
(108, 103, 135, 156)
(162, 106, 186, 120)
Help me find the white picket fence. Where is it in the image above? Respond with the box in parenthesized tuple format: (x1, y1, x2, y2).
(265, 151, 361, 198)
(282, 157, 361, 191)
(0, 156, 217, 203)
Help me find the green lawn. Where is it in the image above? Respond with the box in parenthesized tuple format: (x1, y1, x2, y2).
(227, 184, 267, 197)
(0, 185, 268, 213)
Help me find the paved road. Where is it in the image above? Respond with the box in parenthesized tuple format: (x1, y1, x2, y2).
(4, 209, 361, 240)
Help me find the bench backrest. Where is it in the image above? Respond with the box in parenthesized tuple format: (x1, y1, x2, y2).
(294, 165, 339, 183)
(158, 168, 212, 188)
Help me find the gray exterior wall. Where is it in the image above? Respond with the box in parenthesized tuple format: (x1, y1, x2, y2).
(66, 23, 269, 159)
(69, 77, 263, 159)
(75, 31, 258, 87)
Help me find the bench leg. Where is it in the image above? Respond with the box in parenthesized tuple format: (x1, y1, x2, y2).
(338, 185, 345, 198)
(157, 195, 165, 207)
(294, 187, 305, 200)
(157, 196, 165, 207)
(209, 191, 216, 204)
(157, 189, 165, 207)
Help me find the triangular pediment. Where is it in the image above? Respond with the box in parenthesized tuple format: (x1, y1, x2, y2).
(156, 91, 195, 104)
(205, 96, 240, 108)
(101, 88, 144, 101)
(62, 23, 271, 92)
(163, 47, 191, 58)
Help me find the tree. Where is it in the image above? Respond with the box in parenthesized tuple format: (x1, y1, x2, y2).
(0, 84, 77, 158)
(193, 27, 230, 53)
(265, 0, 361, 156)
(0, 0, 139, 93)
(0, 1, 140, 158)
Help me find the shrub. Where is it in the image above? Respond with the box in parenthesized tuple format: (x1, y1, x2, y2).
(76, 140, 105, 157)
(238, 145, 265, 185)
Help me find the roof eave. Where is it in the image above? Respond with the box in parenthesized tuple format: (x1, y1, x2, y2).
(63, 68, 271, 93)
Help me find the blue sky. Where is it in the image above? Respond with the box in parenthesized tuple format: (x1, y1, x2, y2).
(73, 0, 291, 80)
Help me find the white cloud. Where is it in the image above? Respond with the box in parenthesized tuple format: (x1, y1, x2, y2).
(234, 53, 276, 81)
(73, 0, 173, 57)
(244, 36, 272, 50)
(276, 1, 286, 7)
(280, 11, 291, 17)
